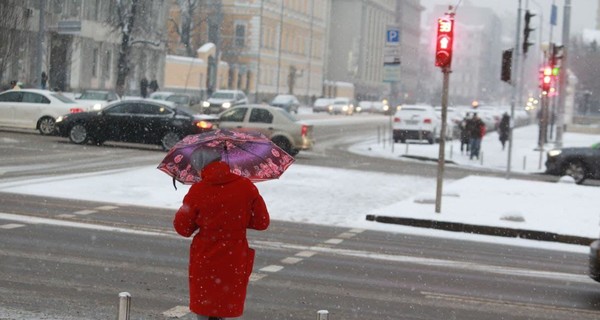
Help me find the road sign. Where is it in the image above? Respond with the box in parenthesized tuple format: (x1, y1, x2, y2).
(386, 26, 400, 46)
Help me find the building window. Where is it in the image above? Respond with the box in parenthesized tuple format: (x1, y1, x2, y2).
(235, 23, 246, 48)
(104, 50, 112, 79)
(92, 48, 98, 78)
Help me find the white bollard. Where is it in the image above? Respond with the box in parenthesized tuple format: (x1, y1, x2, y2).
(317, 310, 329, 320)
(405, 141, 409, 154)
(480, 152, 484, 165)
(117, 292, 131, 320)
(523, 155, 527, 170)
(449, 143, 453, 159)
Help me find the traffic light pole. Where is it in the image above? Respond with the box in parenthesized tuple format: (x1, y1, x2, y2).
(555, 0, 571, 148)
(507, 0, 522, 179)
(435, 66, 450, 214)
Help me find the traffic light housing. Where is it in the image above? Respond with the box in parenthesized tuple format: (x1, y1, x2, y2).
(523, 10, 535, 55)
(550, 43, 564, 68)
(501, 49, 512, 83)
(540, 66, 552, 92)
(435, 16, 454, 68)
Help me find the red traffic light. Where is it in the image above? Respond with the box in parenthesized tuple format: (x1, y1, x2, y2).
(540, 66, 553, 92)
(435, 17, 454, 68)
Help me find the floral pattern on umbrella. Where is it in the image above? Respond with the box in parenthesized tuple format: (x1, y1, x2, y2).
(157, 129, 295, 184)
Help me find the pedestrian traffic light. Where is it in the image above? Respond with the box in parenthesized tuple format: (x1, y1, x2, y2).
(540, 66, 552, 92)
(523, 10, 535, 55)
(501, 49, 513, 83)
(435, 16, 454, 68)
(550, 43, 564, 68)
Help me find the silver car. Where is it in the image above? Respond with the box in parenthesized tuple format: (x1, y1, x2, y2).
(216, 104, 314, 156)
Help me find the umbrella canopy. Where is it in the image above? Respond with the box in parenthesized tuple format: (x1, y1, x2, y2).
(157, 129, 295, 185)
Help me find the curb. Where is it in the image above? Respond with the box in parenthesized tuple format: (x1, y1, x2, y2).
(365, 214, 595, 246)
(401, 155, 456, 164)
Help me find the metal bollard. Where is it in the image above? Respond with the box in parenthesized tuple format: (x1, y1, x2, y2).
(117, 292, 131, 320)
(377, 126, 380, 144)
(405, 141, 409, 154)
(480, 152, 484, 165)
(523, 155, 527, 170)
(317, 310, 329, 320)
(449, 143, 453, 159)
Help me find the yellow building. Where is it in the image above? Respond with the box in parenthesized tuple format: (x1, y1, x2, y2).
(167, 0, 328, 103)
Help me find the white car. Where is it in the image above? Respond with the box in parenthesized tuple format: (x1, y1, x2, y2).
(0, 89, 85, 135)
(392, 105, 441, 144)
(313, 98, 333, 113)
(76, 90, 120, 110)
(328, 97, 354, 115)
(201, 90, 248, 114)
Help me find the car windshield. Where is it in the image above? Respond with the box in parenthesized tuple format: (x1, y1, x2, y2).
(334, 100, 348, 105)
(150, 93, 169, 100)
(272, 96, 292, 103)
(211, 92, 235, 99)
(50, 93, 75, 103)
(79, 91, 109, 100)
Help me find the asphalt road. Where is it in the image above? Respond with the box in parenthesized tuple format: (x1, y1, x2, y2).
(1, 115, 599, 319)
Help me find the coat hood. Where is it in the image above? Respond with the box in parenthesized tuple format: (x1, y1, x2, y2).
(200, 161, 240, 185)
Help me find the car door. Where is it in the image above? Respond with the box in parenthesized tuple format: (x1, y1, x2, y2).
(137, 102, 174, 143)
(0, 91, 23, 128)
(218, 107, 248, 131)
(101, 102, 140, 142)
(247, 107, 275, 138)
(21, 92, 51, 129)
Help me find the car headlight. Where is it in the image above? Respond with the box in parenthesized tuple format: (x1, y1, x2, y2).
(202, 101, 210, 107)
(356, 107, 362, 112)
(548, 149, 562, 157)
(56, 116, 64, 123)
(328, 105, 333, 111)
(222, 102, 231, 109)
(92, 103, 102, 110)
(383, 105, 389, 111)
(342, 105, 348, 111)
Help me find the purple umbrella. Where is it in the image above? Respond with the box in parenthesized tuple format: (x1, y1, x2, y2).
(157, 129, 295, 187)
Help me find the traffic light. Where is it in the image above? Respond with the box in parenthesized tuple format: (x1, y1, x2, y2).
(501, 49, 512, 83)
(540, 66, 552, 92)
(523, 10, 535, 55)
(550, 43, 564, 68)
(435, 16, 454, 68)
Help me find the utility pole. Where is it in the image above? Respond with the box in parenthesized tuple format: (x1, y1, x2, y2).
(276, 0, 284, 94)
(507, 0, 522, 178)
(555, 0, 571, 148)
(305, 0, 315, 106)
(254, 0, 264, 103)
(34, 0, 45, 89)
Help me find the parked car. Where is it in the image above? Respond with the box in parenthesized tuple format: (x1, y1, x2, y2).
(270, 94, 300, 114)
(392, 105, 441, 144)
(328, 97, 355, 115)
(0, 89, 86, 135)
(149, 91, 201, 109)
(590, 239, 600, 282)
(216, 104, 314, 156)
(76, 90, 120, 110)
(54, 99, 215, 151)
(201, 90, 248, 114)
(313, 98, 333, 113)
(545, 142, 600, 184)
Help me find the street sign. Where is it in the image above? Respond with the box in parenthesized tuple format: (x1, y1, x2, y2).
(384, 25, 401, 82)
(386, 27, 400, 46)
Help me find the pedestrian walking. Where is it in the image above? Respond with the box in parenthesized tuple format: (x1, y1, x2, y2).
(140, 77, 148, 98)
(498, 112, 510, 150)
(173, 154, 270, 320)
(459, 112, 471, 154)
(468, 113, 485, 160)
(149, 79, 159, 93)
(41, 72, 48, 89)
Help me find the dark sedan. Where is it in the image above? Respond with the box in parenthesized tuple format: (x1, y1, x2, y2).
(545, 142, 600, 184)
(55, 99, 215, 151)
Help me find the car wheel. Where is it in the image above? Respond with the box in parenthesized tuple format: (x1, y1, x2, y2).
(288, 148, 300, 156)
(272, 137, 293, 156)
(564, 160, 587, 184)
(38, 116, 56, 135)
(69, 123, 89, 144)
(161, 131, 181, 151)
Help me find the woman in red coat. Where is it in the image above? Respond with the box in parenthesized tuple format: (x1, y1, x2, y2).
(174, 160, 270, 319)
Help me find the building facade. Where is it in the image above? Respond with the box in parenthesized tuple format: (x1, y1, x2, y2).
(326, 0, 396, 101)
(168, 0, 329, 103)
(1, 0, 169, 95)
(395, 0, 424, 104)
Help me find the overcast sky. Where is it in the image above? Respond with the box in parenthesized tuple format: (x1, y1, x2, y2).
(420, 0, 598, 39)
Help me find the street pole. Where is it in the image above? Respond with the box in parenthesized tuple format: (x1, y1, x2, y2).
(276, 0, 284, 94)
(435, 66, 450, 214)
(305, 0, 315, 105)
(34, 0, 45, 89)
(254, 0, 264, 103)
(555, 0, 571, 148)
(506, 0, 522, 178)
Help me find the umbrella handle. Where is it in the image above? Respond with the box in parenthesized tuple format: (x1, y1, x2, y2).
(172, 176, 177, 190)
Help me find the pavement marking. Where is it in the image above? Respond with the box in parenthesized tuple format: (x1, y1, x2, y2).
(57, 214, 76, 218)
(250, 273, 267, 282)
(95, 205, 118, 211)
(296, 250, 317, 258)
(349, 228, 365, 234)
(281, 257, 303, 264)
(324, 238, 344, 245)
(73, 209, 97, 215)
(260, 265, 284, 273)
(0, 223, 25, 229)
(162, 305, 190, 318)
(337, 232, 356, 238)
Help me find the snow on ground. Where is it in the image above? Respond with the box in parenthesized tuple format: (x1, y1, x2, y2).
(0, 122, 598, 254)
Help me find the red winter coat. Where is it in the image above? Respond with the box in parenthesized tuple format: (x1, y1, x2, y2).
(173, 161, 270, 318)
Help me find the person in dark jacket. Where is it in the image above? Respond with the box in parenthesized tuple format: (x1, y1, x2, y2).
(174, 159, 270, 320)
(468, 113, 485, 160)
(498, 112, 510, 150)
(459, 112, 471, 154)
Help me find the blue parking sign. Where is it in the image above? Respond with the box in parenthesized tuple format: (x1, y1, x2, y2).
(387, 28, 400, 44)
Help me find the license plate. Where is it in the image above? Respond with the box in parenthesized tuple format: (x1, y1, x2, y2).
(406, 120, 419, 125)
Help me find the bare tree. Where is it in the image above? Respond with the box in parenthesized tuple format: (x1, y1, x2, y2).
(0, 1, 28, 86)
(171, 0, 199, 57)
